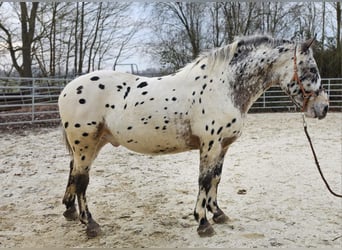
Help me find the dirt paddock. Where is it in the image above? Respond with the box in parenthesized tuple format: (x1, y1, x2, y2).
(0, 112, 341, 248)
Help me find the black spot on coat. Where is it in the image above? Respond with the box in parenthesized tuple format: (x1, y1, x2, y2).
(76, 85, 83, 94)
(90, 76, 99, 81)
(201, 199, 206, 208)
(137, 82, 148, 88)
(124, 87, 131, 99)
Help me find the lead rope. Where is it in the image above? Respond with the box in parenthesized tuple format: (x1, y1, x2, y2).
(302, 114, 342, 198)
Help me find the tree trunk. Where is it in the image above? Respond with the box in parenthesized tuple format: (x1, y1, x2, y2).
(49, 2, 58, 76)
(87, 3, 102, 73)
(336, 2, 341, 76)
(77, 2, 85, 75)
(337, 2, 341, 50)
(19, 2, 39, 77)
(74, 2, 79, 75)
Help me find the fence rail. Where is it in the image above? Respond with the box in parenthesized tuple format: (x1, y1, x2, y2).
(0, 77, 70, 126)
(250, 78, 342, 112)
(0, 77, 341, 127)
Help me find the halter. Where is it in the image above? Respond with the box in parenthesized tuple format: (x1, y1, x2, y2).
(291, 45, 317, 112)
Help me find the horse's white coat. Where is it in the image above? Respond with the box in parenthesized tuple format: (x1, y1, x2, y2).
(58, 35, 329, 237)
(59, 64, 243, 156)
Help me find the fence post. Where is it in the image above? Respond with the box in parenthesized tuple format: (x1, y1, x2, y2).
(31, 80, 35, 123)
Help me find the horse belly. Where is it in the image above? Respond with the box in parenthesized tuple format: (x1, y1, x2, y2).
(120, 134, 191, 155)
(117, 129, 192, 155)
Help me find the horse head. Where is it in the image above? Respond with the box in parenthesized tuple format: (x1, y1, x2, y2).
(284, 37, 329, 119)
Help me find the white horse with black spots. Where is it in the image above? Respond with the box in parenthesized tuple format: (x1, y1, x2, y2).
(58, 35, 329, 238)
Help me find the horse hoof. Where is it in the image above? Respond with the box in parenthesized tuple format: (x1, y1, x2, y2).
(213, 210, 229, 224)
(197, 222, 215, 237)
(86, 221, 101, 238)
(63, 206, 78, 221)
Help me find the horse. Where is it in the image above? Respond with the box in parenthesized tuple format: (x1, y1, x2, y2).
(58, 35, 329, 238)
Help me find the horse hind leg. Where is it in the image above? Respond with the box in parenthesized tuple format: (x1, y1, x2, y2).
(62, 159, 78, 221)
(62, 123, 111, 237)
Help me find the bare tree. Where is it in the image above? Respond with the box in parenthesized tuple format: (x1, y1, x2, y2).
(208, 2, 226, 47)
(220, 2, 257, 43)
(335, 2, 341, 76)
(0, 2, 39, 77)
(336, 2, 341, 50)
(153, 2, 205, 59)
(0, 2, 139, 77)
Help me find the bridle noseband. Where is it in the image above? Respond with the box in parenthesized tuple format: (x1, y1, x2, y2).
(291, 45, 317, 112)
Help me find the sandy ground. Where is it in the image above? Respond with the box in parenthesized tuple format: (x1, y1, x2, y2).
(0, 112, 341, 248)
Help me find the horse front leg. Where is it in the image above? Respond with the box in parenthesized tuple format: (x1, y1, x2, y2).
(194, 145, 229, 237)
(205, 159, 230, 224)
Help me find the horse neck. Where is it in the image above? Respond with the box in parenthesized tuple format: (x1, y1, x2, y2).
(225, 44, 293, 114)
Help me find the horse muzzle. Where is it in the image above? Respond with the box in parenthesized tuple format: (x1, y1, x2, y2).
(305, 91, 329, 120)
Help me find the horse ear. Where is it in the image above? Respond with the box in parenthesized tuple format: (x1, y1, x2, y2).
(301, 34, 317, 53)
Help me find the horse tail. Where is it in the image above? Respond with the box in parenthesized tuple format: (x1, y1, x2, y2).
(62, 128, 73, 156)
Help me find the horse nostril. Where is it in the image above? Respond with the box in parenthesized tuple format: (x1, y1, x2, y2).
(323, 105, 328, 114)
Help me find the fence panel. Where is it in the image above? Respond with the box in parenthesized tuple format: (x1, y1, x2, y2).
(250, 78, 341, 112)
(0, 77, 71, 126)
(0, 77, 341, 126)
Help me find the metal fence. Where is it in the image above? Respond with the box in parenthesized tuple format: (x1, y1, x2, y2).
(0, 77, 71, 126)
(250, 78, 342, 112)
(0, 77, 341, 126)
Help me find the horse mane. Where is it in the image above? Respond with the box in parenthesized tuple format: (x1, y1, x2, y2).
(185, 34, 293, 73)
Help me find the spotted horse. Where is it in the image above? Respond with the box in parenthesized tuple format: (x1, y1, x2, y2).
(58, 35, 329, 238)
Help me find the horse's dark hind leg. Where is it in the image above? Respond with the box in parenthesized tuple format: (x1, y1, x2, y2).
(62, 160, 79, 221)
(64, 154, 101, 237)
(62, 126, 109, 238)
(75, 171, 100, 238)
